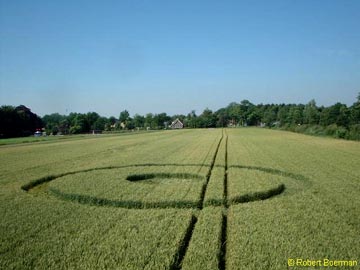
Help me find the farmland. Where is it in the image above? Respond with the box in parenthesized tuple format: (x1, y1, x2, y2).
(0, 128, 359, 269)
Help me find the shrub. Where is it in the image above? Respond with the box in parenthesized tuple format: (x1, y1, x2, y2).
(294, 124, 308, 133)
(348, 124, 360, 140)
(335, 126, 348, 139)
(325, 124, 339, 136)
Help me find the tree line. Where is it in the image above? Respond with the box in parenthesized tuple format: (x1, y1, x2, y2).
(1, 94, 359, 140)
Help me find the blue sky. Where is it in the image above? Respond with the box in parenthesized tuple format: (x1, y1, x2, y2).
(1, 0, 359, 117)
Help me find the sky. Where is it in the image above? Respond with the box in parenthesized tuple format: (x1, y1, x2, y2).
(0, 0, 359, 117)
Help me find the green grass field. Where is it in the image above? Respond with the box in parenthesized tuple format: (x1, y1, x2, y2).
(0, 128, 359, 269)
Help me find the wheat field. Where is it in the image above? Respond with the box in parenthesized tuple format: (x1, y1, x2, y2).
(0, 128, 358, 269)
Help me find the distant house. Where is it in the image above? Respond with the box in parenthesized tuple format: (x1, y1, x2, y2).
(170, 119, 184, 129)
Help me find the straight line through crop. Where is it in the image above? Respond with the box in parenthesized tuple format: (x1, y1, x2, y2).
(170, 215, 198, 270)
(219, 129, 228, 270)
(175, 130, 224, 269)
(198, 130, 224, 209)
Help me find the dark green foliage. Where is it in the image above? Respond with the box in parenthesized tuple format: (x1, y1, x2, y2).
(348, 124, 360, 140)
(284, 123, 360, 140)
(133, 114, 145, 128)
(119, 110, 130, 124)
(43, 112, 106, 134)
(42, 113, 66, 135)
(0, 105, 42, 138)
(141, 112, 172, 129)
(199, 108, 217, 128)
(303, 99, 320, 125)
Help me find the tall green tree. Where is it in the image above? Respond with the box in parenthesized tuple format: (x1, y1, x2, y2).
(320, 103, 348, 127)
(86, 112, 100, 130)
(349, 92, 360, 125)
(277, 105, 290, 126)
(303, 99, 319, 125)
(92, 117, 107, 131)
(119, 110, 130, 129)
(215, 108, 228, 127)
(43, 113, 66, 135)
(199, 108, 216, 128)
(145, 113, 154, 129)
(0, 105, 42, 138)
(262, 105, 278, 126)
(185, 110, 198, 128)
(133, 114, 145, 128)
(288, 105, 303, 125)
(227, 102, 241, 126)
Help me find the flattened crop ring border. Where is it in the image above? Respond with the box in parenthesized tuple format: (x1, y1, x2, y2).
(21, 163, 311, 209)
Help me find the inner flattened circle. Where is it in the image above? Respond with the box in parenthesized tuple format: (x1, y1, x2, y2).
(126, 173, 156, 181)
(126, 173, 203, 182)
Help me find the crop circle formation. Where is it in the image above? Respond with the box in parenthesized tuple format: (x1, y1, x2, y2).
(22, 163, 310, 209)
